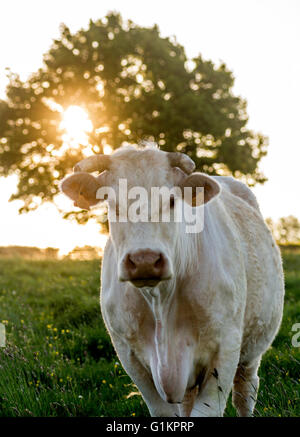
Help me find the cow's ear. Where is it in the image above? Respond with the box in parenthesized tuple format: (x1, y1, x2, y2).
(60, 172, 102, 210)
(180, 172, 221, 206)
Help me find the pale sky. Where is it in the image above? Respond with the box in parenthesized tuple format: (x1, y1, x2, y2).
(0, 0, 299, 252)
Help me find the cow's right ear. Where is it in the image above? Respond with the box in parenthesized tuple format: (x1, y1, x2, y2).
(60, 172, 103, 210)
(180, 172, 221, 206)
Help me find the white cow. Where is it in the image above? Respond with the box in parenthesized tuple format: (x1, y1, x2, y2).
(61, 144, 284, 417)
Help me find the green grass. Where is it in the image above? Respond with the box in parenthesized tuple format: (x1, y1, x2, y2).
(0, 252, 299, 417)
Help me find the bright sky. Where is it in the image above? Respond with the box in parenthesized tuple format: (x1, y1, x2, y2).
(0, 0, 299, 252)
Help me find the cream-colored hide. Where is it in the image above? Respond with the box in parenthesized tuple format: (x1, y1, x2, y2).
(61, 145, 284, 417)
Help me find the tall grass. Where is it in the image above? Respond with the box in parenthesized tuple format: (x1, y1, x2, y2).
(0, 252, 299, 416)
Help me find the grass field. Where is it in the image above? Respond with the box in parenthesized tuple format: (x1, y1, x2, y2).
(0, 250, 299, 417)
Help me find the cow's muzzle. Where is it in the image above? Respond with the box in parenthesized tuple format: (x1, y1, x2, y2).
(120, 249, 172, 287)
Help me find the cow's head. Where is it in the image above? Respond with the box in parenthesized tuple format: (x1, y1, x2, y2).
(61, 145, 221, 287)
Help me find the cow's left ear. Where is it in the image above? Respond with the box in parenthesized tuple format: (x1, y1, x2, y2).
(180, 172, 221, 206)
(60, 172, 102, 210)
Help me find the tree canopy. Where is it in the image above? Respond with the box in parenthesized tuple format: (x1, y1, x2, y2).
(266, 216, 300, 245)
(0, 12, 268, 216)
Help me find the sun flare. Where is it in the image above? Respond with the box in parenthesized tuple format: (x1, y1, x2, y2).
(60, 105, 93, 146)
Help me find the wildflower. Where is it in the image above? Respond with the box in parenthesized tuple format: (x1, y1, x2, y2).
(132, 413, 136, 416)
(49, 344, 53, 348)
(61, 329, 65, 334)
(29, 381, 33, 385)
(50, 373, 54, 377)
(21, 320, 24, 324)
(66, 329, 70, 333)
(47, 324, 52, 330)
(1, 320, 8, 325)
(67, 376, 72, 381)
(53, 328, 57, 332)
(102, 380, 106, 384)
(78, 395, 83, 399)
(109, 384, 113, 388)
(59, 378, 63, 383)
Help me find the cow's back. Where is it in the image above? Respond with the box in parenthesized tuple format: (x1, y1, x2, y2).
(214, 176, 261, 212)
(216, 178, 284, 363)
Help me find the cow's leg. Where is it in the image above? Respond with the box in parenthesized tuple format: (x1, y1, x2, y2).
(232, 357, 261, 417)
(110, 333, 179, 417)
(178, 386, 199, 417)
(190, 346, 240, 417)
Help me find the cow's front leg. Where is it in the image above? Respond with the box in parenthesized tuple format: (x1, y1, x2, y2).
(190, 344, 240, 417)
(110, 333, 179, 417)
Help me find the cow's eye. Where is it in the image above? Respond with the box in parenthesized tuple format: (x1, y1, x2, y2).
(170, 195, 175, 209)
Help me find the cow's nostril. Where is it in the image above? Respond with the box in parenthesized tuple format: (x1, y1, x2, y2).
(154, 254, 164, 270)
(123, 250, 170, 283)
(126, 254, 137, 271)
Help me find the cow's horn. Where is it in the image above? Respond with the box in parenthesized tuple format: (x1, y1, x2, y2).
(167, 152, 195, 174)
(74, 154, 111, 173)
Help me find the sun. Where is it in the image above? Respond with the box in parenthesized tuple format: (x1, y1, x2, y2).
(60, 105, 93, 146)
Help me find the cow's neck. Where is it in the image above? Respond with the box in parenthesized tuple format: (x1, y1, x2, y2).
(140, 278, 178, 356)
(139, 279, 193, 402)
(139, 278, 176, 322)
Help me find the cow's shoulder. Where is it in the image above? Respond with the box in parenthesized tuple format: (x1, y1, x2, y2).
(213, 176, 260, 212)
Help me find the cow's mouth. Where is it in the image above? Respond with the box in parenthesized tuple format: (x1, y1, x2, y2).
(130, 278, 161, 288)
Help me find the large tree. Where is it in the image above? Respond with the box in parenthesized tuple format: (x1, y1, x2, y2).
(0, 12, 268, 217)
